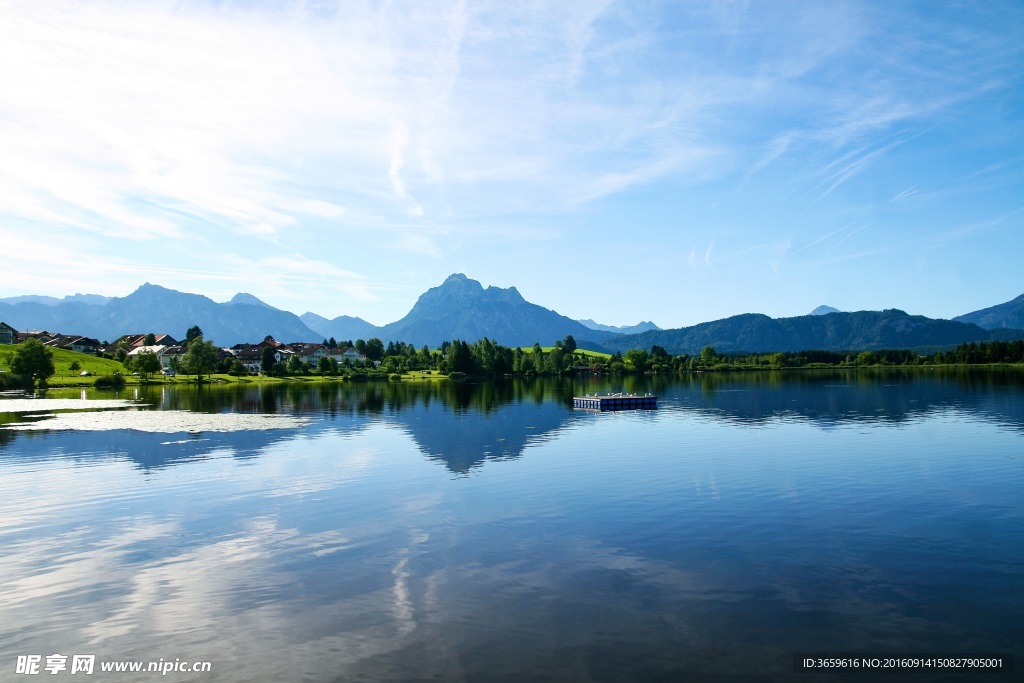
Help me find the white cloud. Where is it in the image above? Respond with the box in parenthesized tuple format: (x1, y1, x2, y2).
(0, 0, 1019, 322)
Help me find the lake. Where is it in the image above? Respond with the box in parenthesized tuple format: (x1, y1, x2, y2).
(1, 370, 1022, 681)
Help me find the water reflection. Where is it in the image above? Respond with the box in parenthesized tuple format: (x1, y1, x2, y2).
(2, 369, 1022, 476)
(0, 370, 1021, 681)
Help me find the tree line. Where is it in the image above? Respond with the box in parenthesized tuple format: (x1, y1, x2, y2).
(4, 331, 1022, 389)
(244, 337, 1024, 378)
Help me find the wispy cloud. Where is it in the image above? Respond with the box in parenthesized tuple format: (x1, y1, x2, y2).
(0, 0, 1020, 323)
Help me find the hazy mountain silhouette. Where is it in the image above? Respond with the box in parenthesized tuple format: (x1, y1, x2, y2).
(0, 284, 320, 346)
(599, 309, 1024, 355)
(3, 279, 1023, 352)
(577, 319, 661, 334)
(300, 312, 380, 343)
(954, 292, 1024, 330)
(808, 305, 840, 315)
(0, 293, 111, 306)
(227, 292, 277, 309)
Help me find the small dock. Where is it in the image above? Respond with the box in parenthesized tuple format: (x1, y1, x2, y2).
(573, 393, 657, 411)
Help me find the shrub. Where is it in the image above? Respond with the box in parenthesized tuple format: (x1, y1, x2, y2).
(0, 373, 33, 390)
(94, 375, 126, 390)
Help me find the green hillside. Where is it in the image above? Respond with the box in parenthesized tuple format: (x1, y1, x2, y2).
(1, 344, 125, 385)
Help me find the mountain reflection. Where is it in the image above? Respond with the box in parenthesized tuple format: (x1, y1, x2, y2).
(1, 369, 1021, 473)
(652, 367, 1024, 432)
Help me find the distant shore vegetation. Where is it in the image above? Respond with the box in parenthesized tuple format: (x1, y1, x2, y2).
(2, 333, 1022, 391)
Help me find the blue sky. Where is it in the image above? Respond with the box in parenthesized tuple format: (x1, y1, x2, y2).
(1, 0, 1021, 328)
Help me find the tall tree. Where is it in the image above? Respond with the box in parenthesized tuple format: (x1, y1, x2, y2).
(364, 337, 385, 362)
(261, 346, 277, 375)
(134, 350, 162, 382)
(181, 336, 217, 381)
(700, 346, 717, 363)
(185, 326, 203, 347)
(10, 339, 55, 386)
(286, 354, 307, 376)
(625, 348, 649, 372)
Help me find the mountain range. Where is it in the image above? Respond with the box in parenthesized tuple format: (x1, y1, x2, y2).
(597, 309, 1024, 356)
(1, 275, 1022, 352)
(0, 284, 319, 347)
(576, 319, 661, 334)
(953, 292, 1024, 330)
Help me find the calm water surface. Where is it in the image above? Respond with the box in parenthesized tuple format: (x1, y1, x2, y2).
(1, 370, 1022, 681)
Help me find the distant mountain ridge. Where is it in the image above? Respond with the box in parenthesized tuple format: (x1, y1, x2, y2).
(809, 305, 840, 316)
(227, 293, 277, 309)
(2, 279, 1022, 353)
(954, 292, 1024, 330)
(0, 284, 320, 346)
(299, 312, 379, 343)
(0, 293, 111, 307)
(599, 308, 1024, 355)
(577, 319, 661, 334)
(376, 273, 614, 348)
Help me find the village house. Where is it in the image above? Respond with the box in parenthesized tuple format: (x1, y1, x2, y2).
(69, 337, 102, 354)
(329, 346, 365, 365)
(115, 333, 180, 349)
(0, 322, 16, 345)
(159, 345, 187, 371)
(228, 344, 271, 374)
(286, 342, 328, 367)
(126, 344, 187, 372)
(44, 335, 102, 354)
(15, 329, 57, 344)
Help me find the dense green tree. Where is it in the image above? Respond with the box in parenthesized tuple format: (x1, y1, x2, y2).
(185, 326, 204, 346)
(365, 338, 385, 362)
(143, 332, 156, 346)
(68, 360, 81, 373)
(286, 354, 307, 375)
(10, 339, 55, 386)
(446, 340, 473, 374)
(493, 345, 514, 375)
(135, 350, 162, 382)
(215, 355, 234, 374)
(317, 356, 339, 376)
(545, 346, 565, 374)
(625, 348, 649, 372)
(181, 337, 218, 381)
(562, 335, 577, 354)
(261, 347, 278, 375)
(700, 346, 717, 363)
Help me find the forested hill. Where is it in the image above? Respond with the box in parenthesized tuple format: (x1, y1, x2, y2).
(954, 292, 1024, 329)
(598, 309, 1024, 355)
